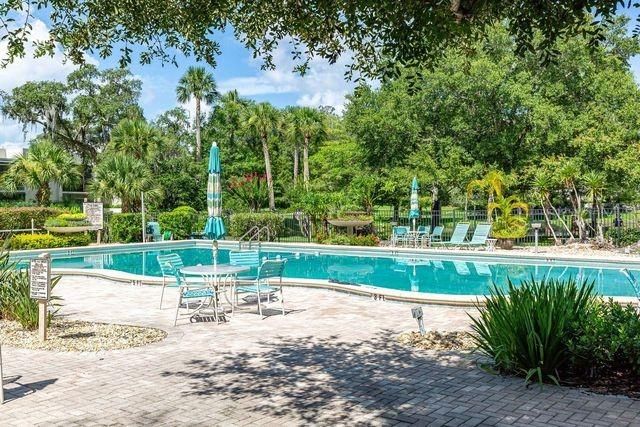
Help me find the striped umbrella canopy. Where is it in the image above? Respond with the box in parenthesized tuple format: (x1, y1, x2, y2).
(409, 176, 420, 229)
(203, 144, 226, 239)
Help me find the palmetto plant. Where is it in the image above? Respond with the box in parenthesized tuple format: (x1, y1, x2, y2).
(176, 66, 219, 161)
(488, 195, 529, 239)
(90, 154, 162, 212)
(3, 139, 81, 206)
(245, 102, 280, 210)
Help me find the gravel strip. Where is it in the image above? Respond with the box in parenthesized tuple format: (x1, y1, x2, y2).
(398, 330, 475, 351)
(0, 319, 167, 352)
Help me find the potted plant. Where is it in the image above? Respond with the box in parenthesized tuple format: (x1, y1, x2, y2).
(488, 195, 529, 250)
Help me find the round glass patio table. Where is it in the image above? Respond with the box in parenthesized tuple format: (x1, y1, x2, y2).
(180, 264, 250, 276)
(180, 264, 251, 317)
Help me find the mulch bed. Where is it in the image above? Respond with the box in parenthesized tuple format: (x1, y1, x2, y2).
(0, 319, 167, 352)
(397, 330, 475, 351)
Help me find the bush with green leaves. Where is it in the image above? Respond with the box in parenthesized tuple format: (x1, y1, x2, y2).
(0, 207, 64, 230)
(8, 233, 92, 250)
(107, 213, 143, 243)
(228, 213, 284, 240)
(0, 248, 61, 329)
(158, 206, 199, 239)
(470, 278, 596, 386)
(45, 212, 91, 228)
(569, 299, 640, 380)
(605, 228, 640, 247)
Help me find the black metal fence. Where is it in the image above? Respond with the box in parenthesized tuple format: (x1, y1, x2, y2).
(271, 205, 640, 246)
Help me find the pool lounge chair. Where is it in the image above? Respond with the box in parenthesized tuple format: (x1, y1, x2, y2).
(416, 226, 430, 248)
(437, 223, 470, 248)
(463, 223, 492, 249)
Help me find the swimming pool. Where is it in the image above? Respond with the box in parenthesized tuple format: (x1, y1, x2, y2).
(14, 241, 640, 298)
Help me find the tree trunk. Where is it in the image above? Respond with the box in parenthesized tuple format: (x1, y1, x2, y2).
(293, 144, 299, 185)
(303, 134, 310, 188)
(37, 184, 51, 206)
(261, 133, 275, 210)
(540, 197, 560, 245)
(548, 195, 574, 241)
(195, 98, 202, 161)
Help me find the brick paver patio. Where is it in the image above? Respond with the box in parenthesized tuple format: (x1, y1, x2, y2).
(1, 277, 639, 426)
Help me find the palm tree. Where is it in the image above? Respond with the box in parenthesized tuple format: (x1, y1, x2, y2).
(245, 102, 280, 210)
(3, 139, 81, 206)
(583, 171, 607, 241)
(218, 90, 244, 147)
(283, 107, 301, 185)
(488, 195, 529, 240)
(467, 170, 507, 219)
(109, 118, 163, 161)
(176, 66, 219, 161)
(90, 154, 162, 212)
(532, 172, 563, 244)
(294, 107, 326, 188)
(558, 161, 585, 240)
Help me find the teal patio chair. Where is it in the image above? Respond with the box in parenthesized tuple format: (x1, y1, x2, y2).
(157, 253, 205, 309)
(390, 226, 410, 247)
(430, 225, 444, 243)
(235, 258, 287, 318)
(437, 223, 470, 248)
(464, 223, 492, 249)
(147, 222, 161, 242)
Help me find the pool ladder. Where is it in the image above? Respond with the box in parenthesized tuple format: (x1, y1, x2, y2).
(238, 226, 271, 250)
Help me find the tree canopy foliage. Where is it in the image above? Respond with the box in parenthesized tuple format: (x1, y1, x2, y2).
(0, 1, 637, 80)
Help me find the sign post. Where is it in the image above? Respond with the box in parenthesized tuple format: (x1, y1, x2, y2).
(0, 343, 4, 404)
(411, 306, 426, 336)
(30, 253, 51, 342)
(83, 201, 104, 244)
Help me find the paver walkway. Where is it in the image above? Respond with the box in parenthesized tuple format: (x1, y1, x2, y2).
(1, 277, 639, 426)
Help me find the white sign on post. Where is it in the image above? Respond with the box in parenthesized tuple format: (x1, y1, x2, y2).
(29, 254, 51, 300)
(83, 202, 104, 229)
(30, 253, 51, 342)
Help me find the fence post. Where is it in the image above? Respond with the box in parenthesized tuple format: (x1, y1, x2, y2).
(31, 218, 35, 234)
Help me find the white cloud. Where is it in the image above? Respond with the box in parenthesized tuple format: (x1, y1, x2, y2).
(0, 17, 97, 156)
(218, 41, 359, 114)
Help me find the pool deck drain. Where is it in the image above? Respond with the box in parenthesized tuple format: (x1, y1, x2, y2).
(1, 276, 639, 426)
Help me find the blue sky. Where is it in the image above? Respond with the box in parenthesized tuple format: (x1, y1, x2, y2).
(1, 11, 640, 156)
(0, 14, 356, 155)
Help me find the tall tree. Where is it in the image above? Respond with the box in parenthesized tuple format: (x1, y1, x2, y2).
(90, 154, 162, 212)
(292, 107, 326, 188)
(245, 102, 279, 210)
(2, 139, 81, 206)
(109, 118, 163, 161)
(176, 66, 219, 160)
(3, 2, 635, 82)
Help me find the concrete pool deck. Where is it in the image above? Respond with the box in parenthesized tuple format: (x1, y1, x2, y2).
(1, 276, 640, 426)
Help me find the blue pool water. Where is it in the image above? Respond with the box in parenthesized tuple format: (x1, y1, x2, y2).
(43, 247, 640, 297)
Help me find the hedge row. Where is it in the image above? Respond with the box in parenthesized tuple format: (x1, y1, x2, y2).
(228, 213, 283, 240)
(0, 207, 64, 230)
(8, 233, 92, 250)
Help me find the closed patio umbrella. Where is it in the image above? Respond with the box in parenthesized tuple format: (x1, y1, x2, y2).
(409, 176, 420, 230)
(203, 144, 226, 239)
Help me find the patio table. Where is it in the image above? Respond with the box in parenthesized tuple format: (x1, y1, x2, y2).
(180, 264, 251, 318)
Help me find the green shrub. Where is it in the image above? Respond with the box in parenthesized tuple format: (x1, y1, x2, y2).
(158, 206, 199, 240)
(323, 234, 351, 245)
(569, 299, 640, 379)
(228, 213, 284, 240)
(0, 207, 64, 230)
(8, 233, 92, 250)
(349, 234, 380, 246)
(0, 247, 62, 329)
(107, 213, 143, 243)
(605, 228, 640, 247)
(45, 212, 91, 228)
(470, 278, 596, 385)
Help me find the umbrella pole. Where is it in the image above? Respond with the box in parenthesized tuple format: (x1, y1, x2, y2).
(141, 192, 146, 242)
